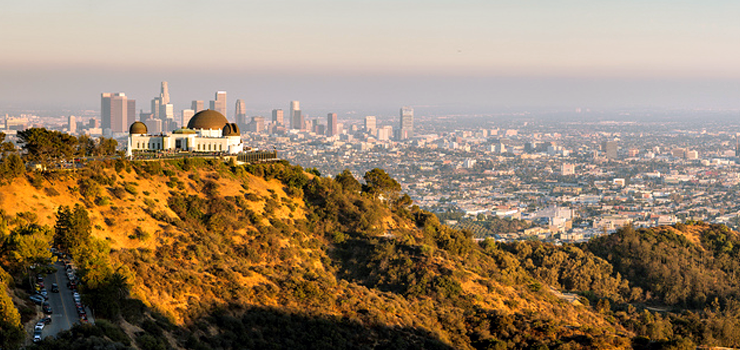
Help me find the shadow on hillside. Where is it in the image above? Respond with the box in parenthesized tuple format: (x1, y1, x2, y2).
(33, 300, 455, 350)
(188, 305, 456, 350)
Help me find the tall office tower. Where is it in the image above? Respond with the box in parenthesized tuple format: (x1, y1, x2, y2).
(127, 99, 136, 128)
(155, 81, 172, 125)
(160, 81, 170, 104)
(181, 109, 195, 129)
(603, 140, 618, 159)
(364, 116, 376, 135)
(210, 91, 227, 119)
(101, 93, 133, 133)
(248, 116, 265, 133)
(399, 106, 414, 140)
(378, 126, 393, 141)
(235, 99, 247, 129)
(191, 100, 204, 113)
(160, 103, 174, 121)
(68, 115, 76, 134)
(272, 109, 284, 125)
(151, 97, 161, 119)
(290, 101, 303, 130)
(326, 113, 338, 136)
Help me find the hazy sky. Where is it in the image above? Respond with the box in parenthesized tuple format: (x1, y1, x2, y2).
(2, 0, 740, 115)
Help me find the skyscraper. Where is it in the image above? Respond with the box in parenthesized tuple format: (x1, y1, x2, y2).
(210, 91, 227, 119)
(603, 140, 618, 159)
(182, 109, 195, 129)
(68, 115, 76, 134)
(151, 81, 171, 122)
(127, 99, 136, 128)
(399, 107, 413, 140)
(272, 109, 284, 125)
(364, 116, 376, 135)
(151, 97, 161, 119)
(160, 81, 170, 104)
(235, 99, 247, 129)
(101, 92, 134, 133)
(327, 113, 338, 136)
(191, 100, 204, 113)
(248, 116, 265, 133)
(290, 101, 302, 130)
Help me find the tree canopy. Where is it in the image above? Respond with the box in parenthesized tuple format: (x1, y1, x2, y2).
(362, 168, 401, 200)
(17, 128, 77, 166)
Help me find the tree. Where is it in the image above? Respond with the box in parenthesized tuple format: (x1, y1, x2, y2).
(96, 137, 118, 156)
(10, 227, 53, 269)
(17, 128, 77, 167)
(335, 169, 361, 193)
(77, 134, 96, 157)
(54, 204, 92, 254)
(0, 153, 25, 182)
(362, 168, 401, 200)
(0, 132, 16, 156)
(0, 284, 24, 349)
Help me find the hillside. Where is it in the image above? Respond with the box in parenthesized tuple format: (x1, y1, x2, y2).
(0, 157, 737, 349)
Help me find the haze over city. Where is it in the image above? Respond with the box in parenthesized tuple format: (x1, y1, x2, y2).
(2, 0, 740, 115)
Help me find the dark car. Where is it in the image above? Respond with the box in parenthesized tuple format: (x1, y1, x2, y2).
(29, 294, 44, 305)
(51, 283, 59, 293)
(42, 301, 52, 314)
(40, 317, 52, 325)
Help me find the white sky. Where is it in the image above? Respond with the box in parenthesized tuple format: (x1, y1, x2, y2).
(1, 0, 740, 112)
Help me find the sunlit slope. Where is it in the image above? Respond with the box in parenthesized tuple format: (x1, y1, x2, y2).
(1, 159, 629, 349)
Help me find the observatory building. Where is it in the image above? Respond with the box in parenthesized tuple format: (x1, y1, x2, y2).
(127, 109, 244, 156)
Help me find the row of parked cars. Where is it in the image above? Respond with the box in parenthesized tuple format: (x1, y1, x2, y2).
(64, 261, 88, 322)
(29, 252, 88, 343)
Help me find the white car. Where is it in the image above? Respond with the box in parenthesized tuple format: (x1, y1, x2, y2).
(34, 322, 44, 331)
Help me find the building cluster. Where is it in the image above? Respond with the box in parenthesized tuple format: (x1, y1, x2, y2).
(10, 86, 739, 246)
(241, 115, 740, 244)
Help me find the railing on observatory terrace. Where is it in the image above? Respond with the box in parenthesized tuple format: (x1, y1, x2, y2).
(237, 150, 279, 163)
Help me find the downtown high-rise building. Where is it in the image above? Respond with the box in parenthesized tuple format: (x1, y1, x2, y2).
(235, 99, 247, 129)
(151, 97, 161, 119)
(248, 116, 265, 133)
(181, 109, 195, 128)
(210, 91, 227, 119)
(364, 116, 376, 135)
(272, 109, 284, 125)
(160, 81, 170, 104)
(151, 81, 172, 121)
(68, 115, 76, 135)
(191, 100, 204, 113)
(290, 101, 302, 130)
(399, 106, 414, 140)
(326, 113, 338, 136)
(101, 92, 135, 134)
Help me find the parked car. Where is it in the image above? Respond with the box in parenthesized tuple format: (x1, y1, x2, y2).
(33, 329, 42, 343)
(42, 303, 52, 314)
(29, 294, 44, 304)
(39, 289, 48, 298)
(34, 322, 44, 331)
(40, 317, 52, 325)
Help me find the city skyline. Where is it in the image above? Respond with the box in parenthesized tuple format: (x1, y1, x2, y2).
(2, 1, 740, 113)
